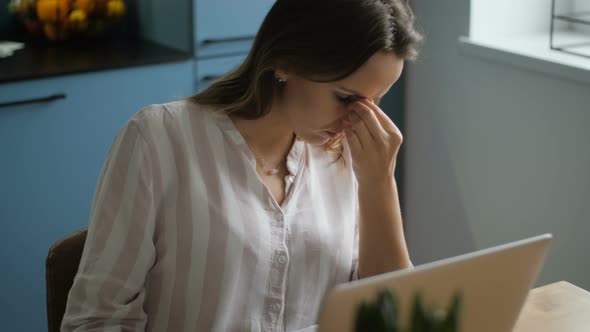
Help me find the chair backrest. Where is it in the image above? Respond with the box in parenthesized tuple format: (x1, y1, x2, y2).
(45, 229, 87, 332)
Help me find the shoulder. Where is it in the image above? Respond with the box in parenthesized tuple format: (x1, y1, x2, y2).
(130, 99, 214, 131)
(123, 99, 222, 145)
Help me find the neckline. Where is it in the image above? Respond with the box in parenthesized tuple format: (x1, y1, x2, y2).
(210, 109, 307, 211)
(208, 108, 306, 177)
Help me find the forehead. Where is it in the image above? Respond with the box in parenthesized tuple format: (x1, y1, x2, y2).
(336, 51, 404, 99)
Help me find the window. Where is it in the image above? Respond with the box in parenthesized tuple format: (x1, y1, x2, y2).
(459, 0, 590, 85)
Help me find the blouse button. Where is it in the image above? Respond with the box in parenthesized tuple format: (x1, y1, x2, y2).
(272, 303, 282, 312)
(274, 211, 283, 222)
(278, 255, 287, 264)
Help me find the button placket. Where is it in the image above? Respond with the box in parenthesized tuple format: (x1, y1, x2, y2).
(265, 209, 289, 327)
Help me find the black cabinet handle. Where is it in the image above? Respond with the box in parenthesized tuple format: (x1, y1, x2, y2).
(201, 35, 255, 45)
(0, 93, 67, 108)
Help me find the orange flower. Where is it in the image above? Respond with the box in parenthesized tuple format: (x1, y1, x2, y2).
(36, 0, 70, 23)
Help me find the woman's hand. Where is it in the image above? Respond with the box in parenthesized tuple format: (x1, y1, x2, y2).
(344, 98, 413, 276)
(344, 98, 403, 187)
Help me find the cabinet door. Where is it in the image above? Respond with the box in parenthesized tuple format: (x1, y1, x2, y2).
(0, 60, 193, 332)
(194, 0, 275, 57)
(194, 54, 247, 92)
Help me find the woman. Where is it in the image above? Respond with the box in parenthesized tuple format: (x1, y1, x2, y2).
(62, 0, 424, 331)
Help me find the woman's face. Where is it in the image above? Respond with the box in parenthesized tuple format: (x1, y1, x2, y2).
(276, 51, 405, 146)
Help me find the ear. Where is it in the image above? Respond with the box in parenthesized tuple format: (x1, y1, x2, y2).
(273, 61, 290, 81)
(274, 68, 289, 81)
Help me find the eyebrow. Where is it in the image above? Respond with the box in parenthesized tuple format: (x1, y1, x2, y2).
(336, 85, 390, 100)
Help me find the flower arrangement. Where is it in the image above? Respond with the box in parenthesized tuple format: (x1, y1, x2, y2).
(7, 0, 127, 42)
(355, 288, 462, 332)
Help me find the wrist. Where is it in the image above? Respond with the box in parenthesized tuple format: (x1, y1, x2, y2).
(357, 176, 397, 204)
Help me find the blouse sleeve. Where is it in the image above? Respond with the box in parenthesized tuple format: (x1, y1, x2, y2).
(61, 119, 157, 331)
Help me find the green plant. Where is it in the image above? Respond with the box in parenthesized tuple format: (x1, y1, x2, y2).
(355, 288, 462, 332)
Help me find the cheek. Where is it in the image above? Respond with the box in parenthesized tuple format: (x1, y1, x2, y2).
(283, 84, 344, 133)
(305, 97, 342, 126)
(286, 89, 325, 125)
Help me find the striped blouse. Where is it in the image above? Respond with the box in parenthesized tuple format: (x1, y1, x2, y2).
(61, 99, 359, 332)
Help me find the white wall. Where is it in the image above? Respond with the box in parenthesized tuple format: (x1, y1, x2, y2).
(470, 0, 590, 40)
(573, 0, 590, 34)
(471, 0, 557, 39)
(574, 0, 590, 14)
(404, 0, 590, 290)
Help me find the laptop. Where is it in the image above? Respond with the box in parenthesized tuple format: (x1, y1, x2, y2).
(309, 233, 552, 332)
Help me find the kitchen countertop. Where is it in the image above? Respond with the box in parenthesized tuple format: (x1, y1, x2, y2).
(0, 37, 192, 84)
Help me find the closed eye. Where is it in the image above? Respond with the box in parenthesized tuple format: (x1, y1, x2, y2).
(336, 94, 356, 104)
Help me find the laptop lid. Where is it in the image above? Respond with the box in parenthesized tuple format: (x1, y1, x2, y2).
(317, 233, 552, 332)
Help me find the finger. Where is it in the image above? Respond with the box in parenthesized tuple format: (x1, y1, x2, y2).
(349, 100, 387, 139)
(349, 111, 375, 145)
(357, 98, 398, 135)
(345, 125, 363, 153)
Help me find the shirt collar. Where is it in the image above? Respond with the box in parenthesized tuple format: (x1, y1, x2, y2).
(209, 109, 306, 176)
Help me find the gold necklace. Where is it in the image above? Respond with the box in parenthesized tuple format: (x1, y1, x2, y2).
(256, 155, 286, 176)
(250, 134, 295, 176)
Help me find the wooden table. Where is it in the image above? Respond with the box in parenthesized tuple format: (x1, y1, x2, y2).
(514, 281, 590, 331)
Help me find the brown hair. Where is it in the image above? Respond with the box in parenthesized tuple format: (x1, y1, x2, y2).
(187, 0, 424, 164)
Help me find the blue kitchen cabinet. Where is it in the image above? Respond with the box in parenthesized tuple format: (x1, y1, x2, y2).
(138, 0, 278, 93)
(193, 0, 275, 58)
(0, 59, 193, 332)
(190, 0, 271, 93)
(139, 0, 276, 58)
(194, 54, 247, 92)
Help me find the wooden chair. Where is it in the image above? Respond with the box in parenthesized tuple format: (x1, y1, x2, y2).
(45, 229, 87, 332)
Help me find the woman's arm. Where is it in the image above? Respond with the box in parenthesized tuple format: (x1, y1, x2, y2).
(356, 176, 412, 278)
(61, 120, 156, 331)
(344, 98, 413, 279)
